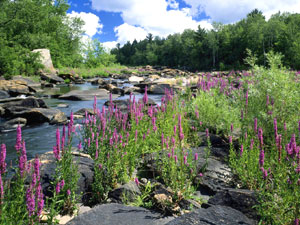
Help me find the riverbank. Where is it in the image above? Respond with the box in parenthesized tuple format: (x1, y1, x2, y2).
(0, 61, 299, 224)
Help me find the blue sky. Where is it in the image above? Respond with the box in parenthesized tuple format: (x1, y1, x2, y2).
(67, 0, 300, 49)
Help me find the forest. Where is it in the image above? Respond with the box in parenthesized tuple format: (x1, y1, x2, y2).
(1, 1, 300, 77)
(111, 9, 300, 71)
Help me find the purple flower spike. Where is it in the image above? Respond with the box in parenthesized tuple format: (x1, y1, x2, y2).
(56, 182, 61, 194)
(205, 128, 209, 138)
(194, 153, 198, 161)
(240, 145, 244, 156)
(134, 178, 140, 186)
(254, 118, 258, 134)
(15, 125, 22, 153)
(0, 144, 7, 175)
(143, 86, 148, 104)
(0, 174, 4, 202)
(26, 188, 35, 217)
(259, 150, 264, 167)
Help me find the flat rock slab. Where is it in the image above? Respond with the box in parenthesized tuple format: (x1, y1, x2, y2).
(59, 89, 119, 101)
(167, 205, 255, 225)
(67, 203, 174, 225)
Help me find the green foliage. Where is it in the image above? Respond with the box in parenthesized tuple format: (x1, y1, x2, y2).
(0, 0, 84, 78)
(112, 10, 300, 71)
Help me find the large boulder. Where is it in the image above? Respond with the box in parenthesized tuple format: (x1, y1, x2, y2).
(40, 71, 64, 84)
(67, 203, 174, 225)
(148, 84, 172, 94)
(3, 107, 67, 125)
(0, 117, 27, 131)
(59, 89, 119, 101)
(36, 151, 94, 204)
(208, 188, 259, 220)
(104, 99, 130, 113)
(166, 205, 255, 225)
(0, 80, 31, 96)
(32, 49, 56, 73)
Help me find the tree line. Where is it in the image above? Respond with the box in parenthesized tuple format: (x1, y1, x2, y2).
(111, 9, 300, 71)
(0, 0, 115, 79)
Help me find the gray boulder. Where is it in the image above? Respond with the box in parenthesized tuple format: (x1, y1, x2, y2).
(0, 117, 27, 131)
(40, 72, 64, 84)
(0, 90, 9, 99)
(167, 205, 255, 225)
(59, 89, 119, 101)
(67, 203, 174, 225)
(149, 84, 171, 94)
(37, 151, 94, 204)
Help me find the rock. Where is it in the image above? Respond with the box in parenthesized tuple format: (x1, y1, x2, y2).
(74, 108, 95, 118)
(192, 147, 234, 193)
(12, 76, 41, 88)
(67, 203, 174, 225)
(138, 98, 157, 107)
(59, 89, 119, 101)
(166, 205, 255, 225)
(0, 90, 9, 99)
(124, 86, 141, 94)
(57, 104, 69, 108)
(0, 106, 4, 116)
(0, 117, 27, 131)
(90, 78, 105, 85)
(49, 111, 68, 125)
(208, 188, 259, 220)
(149, 84, 171, 94)
(108, 181, 141, 203)
(42, 83, 55, 88)
(32, 49, 56, 73)
(0, 80, 31, 96)
(40, 72, 64, 84)
(128, 75, 144, 83)
(2, 97, 48, 109)
(149, 75, 161, 80)
(58, 73, 84, 84)
(3, 107, 67, 125)
(38, 151, 94, 204)
(111, 87, 125, 96)
(198, 132, 228, 148)
(104, 99, 130, 113)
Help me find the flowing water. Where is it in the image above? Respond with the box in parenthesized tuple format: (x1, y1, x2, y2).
(0, 82, 162, 165)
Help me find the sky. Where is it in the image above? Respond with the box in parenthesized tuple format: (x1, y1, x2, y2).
(67, 0, 300, 49)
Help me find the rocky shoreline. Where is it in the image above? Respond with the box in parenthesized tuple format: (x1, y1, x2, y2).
(0, 67, 259, 224)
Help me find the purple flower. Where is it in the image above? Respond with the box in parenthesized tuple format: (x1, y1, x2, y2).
(143, 86, 148, 104)
(60, 180, 65, 190)
(205, 128, 209, 138)
(194, 153, 198, 161)
(173, 125, 177, 136)
(229, 136, 232, 144)
(56, 128, 60, 153)
(19, 141, 27, 177)
(230, 124, 233, 133)
(273, 118, 278, 138)
(26, 188, 35, 217)
(259, 150, 264, 167)
(0, 174, 3, 202)
(174, 155, 178, 163)
(77, 141, 82, 150)
(254, 118, 258, 134)
(184, 155, 187, 165)
(240, 145, 244, 156)
(250, 139, 254, 150)
(56, 182, 61, 194)
(294, 218, 299, 225)
(15, 125, 22, 153)
(67, 189, 71, 196)
(53, 146, 60, 160)
(134, 178, 140, 186)
(167, 152, 171, 158)
(0, 144, 7, 175)
(135, 130, 138, 142)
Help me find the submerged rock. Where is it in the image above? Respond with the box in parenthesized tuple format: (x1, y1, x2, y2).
(67, 203, 174, 225)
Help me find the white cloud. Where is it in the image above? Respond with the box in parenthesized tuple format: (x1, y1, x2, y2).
(114, 23, 148, 45)
(68, 11, 103, 37)
(102, 41, 118, 50)
(90, 0, 211, 44)
(183, 0, 300, 23)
